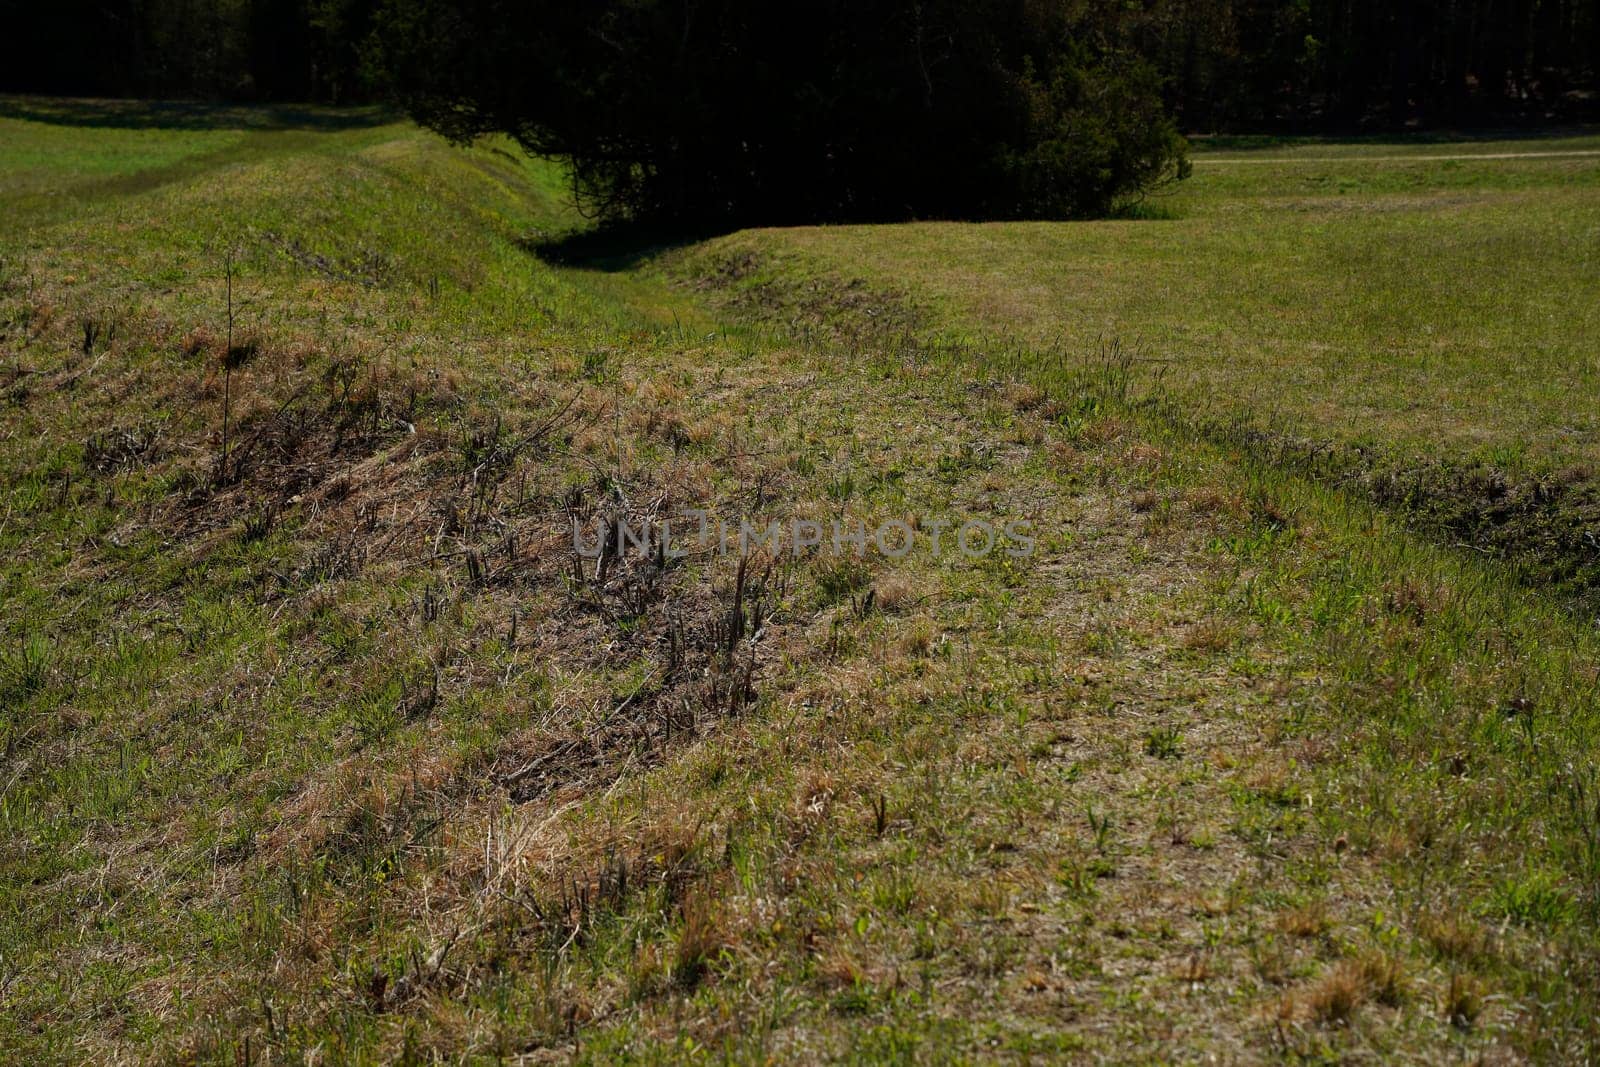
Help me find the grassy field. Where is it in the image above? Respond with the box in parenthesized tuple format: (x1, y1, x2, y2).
(688, 133, 1600, 600)
(3, 99, 1600, 1063)
(707, 133, 1600, 461)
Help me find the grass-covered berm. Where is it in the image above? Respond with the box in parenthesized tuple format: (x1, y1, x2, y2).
(2, 98, 1599, 1062)
(690, 134, 1600, 605)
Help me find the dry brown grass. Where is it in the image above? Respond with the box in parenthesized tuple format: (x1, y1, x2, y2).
(1004, 381, 1047, 413)
(1183, 617, 1239, 652)
(1047, 440, 1083, 470)
(1080, 415, 1130, 446)
(1276, 902, 1329, 939)
(672, 890, 728, 989)
(1126, 442, 1166, 468)
(1442, 971, 1489, 1030)
(870, 572, 922, 614)
(1305, 962, 1365, 1025)
(1420, 909, 1489, 963)
(1183, 486, 1243, 516)
(1284, 949, 1411, 1029)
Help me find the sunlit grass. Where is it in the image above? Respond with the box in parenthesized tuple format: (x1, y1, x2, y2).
(713, 135, 1600, 466)
(3, 102, 1599, 1062)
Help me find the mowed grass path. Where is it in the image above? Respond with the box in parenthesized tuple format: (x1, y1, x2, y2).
(717, 135, 1600, 467)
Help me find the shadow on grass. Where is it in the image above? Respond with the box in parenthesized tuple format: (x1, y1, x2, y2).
(524, 223, 731, 273)
(0, 95, 395, 131)
(521, 201, 1186, 270)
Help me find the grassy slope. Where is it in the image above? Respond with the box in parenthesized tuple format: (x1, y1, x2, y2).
(2, 103, 1599, 1063)
(711, 137, 1600, 463)
(690, 137, 1600, 600)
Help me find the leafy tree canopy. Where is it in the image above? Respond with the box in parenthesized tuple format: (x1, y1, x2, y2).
(374, 0, 1192, 225)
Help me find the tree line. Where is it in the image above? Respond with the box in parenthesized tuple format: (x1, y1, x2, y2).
(1137, 0, 1600, 130)
(4, 1, 1595, 225)
(5, 0, 1592, 128)
(376, 0, 1192, 224)
(0, 0, 379, 104)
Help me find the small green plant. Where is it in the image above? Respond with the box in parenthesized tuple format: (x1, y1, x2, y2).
(1, 634, 52, 757)
(815, 558, 872, 607)
(1144, 725, 1184, 760)
(581, 348, 610, 381)
(1489, 869, 1574, 927)
(352, 680, 405, 746)
(0, 633, 52, 709)
(1087, 805, 1114, 855)
(240, 504, 275, 543)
